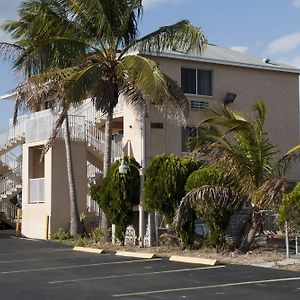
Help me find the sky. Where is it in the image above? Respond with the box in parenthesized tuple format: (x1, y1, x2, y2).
(1, 0, 300, 128)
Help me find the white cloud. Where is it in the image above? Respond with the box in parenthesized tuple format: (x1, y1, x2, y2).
(277, 56, 300, 68)
(292, 0, 300, 7)
(142, 0, 186, 9)
(230, 46, 248, 53)
(267, 32, 300, 54)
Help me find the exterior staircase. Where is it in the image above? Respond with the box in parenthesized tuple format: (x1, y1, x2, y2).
(0, 99, 123, 222)
(0, 200, 18, 228)
(0, 152, 20, 175)
(0, 114, 29, 156)
(0, 166, 22, 202)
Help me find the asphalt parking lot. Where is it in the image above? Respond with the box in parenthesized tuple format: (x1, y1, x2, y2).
(1, 230, 300, 299)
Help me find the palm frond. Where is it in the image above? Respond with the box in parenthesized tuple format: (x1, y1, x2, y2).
(63, 63, 106, 108)
(119, 54, 188, 124)
(134, 19, 206, 55)
(174, 185, 244, 228)
(0, 42, 24, 61)
(252, 177, 285, 210)
(276, 144, 300, 176)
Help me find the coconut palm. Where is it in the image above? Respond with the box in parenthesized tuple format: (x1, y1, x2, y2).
(184, 101, 300, 252)
(1, 0, 206, 233)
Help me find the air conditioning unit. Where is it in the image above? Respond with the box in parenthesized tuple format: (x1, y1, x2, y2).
(189, 100, 209, 110)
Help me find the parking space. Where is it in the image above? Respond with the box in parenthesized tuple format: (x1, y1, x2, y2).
(1, 230, 300, 299)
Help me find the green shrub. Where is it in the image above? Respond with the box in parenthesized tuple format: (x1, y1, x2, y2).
(278, 182, 300, 231)
(185, 165, 240, 192)
(181, 166, 242, 248)
(144, 154, 201, 225)
(91, 227, 102, 243)
(50, 228, 70, 240)
(92, 156, 140, 244)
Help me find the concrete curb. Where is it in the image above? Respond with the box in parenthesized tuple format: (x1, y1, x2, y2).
(169, 255, 219, 266)
(277, 258, 300, 266)
(115, 251, 156, 259)
(251, 262, 276, 268)
(73, 246, 103, 254)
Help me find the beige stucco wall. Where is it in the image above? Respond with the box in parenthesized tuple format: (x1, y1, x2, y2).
(123, 55, 300, 181)
(21, 140, 87, 239)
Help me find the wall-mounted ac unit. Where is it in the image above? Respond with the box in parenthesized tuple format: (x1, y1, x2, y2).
(189, 100, 209, 110)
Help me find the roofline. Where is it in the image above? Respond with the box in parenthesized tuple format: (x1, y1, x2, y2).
(0, 93, 16, 100)
(142, 51, 300, 75)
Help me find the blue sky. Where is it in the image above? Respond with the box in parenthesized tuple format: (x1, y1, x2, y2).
(1, 0, 300, 128)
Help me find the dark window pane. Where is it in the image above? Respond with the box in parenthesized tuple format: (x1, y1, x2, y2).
(197, 70, 212, 96)
(181, 68, 196, 94)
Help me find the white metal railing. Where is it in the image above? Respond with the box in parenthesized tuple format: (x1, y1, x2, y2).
(25, 110, 53, 143)
(64, 115, 86, 141)
(0, 166, 22, 197)
(0, 114, 30, 149)
(86, 122, 105, 152)
(87, 163, 102, 179)
(29, 178, 44, 203)
(26, 110, 86, 143)
(0, 200, 18, 223)
(69, 99, 97, 123)
(0, 152, 21, 171)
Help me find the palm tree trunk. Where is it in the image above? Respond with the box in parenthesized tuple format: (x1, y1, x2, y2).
(239, 210, 262, 253)
(64, 114, 82, 236)
(100, 107, 113, 234)
(103, 107, 113, 177)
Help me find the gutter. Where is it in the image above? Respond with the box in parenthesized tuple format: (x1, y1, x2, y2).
(143, 51, 300, 75)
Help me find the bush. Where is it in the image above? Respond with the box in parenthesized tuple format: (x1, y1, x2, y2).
(185, 165, 240, 192)
(50, 228, 70, 240)
(91, 227, 102, 243)
(175, 166, 243, 249)
(92, 156, 140, 244)
(144, 154, 201, 225)
(278, 182, 300, 231)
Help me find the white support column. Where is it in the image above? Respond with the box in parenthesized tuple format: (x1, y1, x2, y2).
(138, 105, 147, 247)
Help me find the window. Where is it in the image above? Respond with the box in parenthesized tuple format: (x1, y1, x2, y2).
(181, 68, 213, 96)
(181, 126, 200, 152)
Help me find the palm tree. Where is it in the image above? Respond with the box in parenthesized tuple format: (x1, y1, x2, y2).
(188, 101, 300, 252)
(1, 0, 206, 233)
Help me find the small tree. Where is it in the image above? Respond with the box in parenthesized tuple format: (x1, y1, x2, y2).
(185, 165, 241, 193)
(189, 101, 299, 252)
(278, 182, 300, 232)
(175, 166, 243, 248)
(144, 154, 201, 225)
(92, 157, 140, 244)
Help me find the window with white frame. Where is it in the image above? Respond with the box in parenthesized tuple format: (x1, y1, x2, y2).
(181, 67, 213, 96)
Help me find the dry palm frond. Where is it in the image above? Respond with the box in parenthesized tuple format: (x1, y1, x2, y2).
(252, 177, 285, 210)
(174, 185, 244, 229)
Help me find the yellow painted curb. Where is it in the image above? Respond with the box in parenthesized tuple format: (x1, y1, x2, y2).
(169, 255, 218, 266)
(73, 246, 103, 254)
(115, 251, 155, 259)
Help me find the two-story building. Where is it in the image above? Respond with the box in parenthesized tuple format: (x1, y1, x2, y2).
(1, 43, 299, 241)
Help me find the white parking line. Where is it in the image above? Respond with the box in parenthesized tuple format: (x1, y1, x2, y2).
(113, 276, 300, 297)
(0, 253, 113, 264)
(0, 248, 72, 257)
(0, 258, 162, 275)
(49, 265, 225, 284)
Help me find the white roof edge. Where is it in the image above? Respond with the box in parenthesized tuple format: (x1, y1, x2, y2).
(0, 93, 16, 100)
(143, 51, 300, 75)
